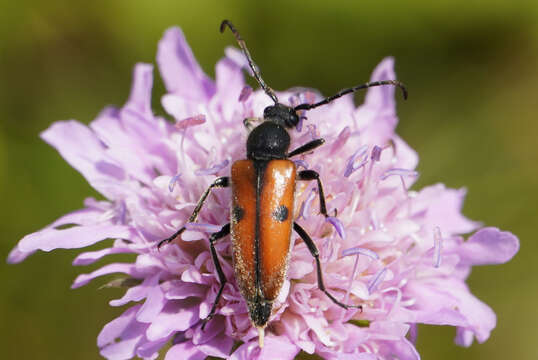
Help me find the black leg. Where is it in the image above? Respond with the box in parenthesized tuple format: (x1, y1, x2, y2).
(202, 223, 231, 330)
(297, 170, 329, 217)
(288, 138, 325, 158)
(293, 222, 362, 311)
(158, 176, 229, 249)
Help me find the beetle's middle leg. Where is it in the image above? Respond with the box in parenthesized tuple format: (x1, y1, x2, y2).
(297, 169, 330, 217)
(202, 222, 231, 330)
(157, 176, 229, 248)
(293, 222, 362, 311)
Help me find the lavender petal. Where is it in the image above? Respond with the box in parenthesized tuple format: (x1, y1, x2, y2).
(157, 27, 215, 99)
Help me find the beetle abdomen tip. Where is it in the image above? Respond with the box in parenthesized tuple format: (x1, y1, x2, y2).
(248, 300, 272, 327)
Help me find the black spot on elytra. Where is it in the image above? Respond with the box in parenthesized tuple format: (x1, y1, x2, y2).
(272, 205, 289, 222)
(232, 206, 244, 222)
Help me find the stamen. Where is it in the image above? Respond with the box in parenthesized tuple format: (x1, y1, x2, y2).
(298, 188, 316, 219)
(371, 145, 383, 162)
(185, 222, 222, 233)
(341, 252, 360, 320)
(368, 268, 387, 294)
(293, 159, 309, 170)
(238, 85, 253, 102)
(433, 226, 443, 268)
(344, 145, 369, 177)
(330, 126, 351, 155)
(168, 174, 181, 192)
(296, 115, 306, 132)
(379, 168, 419, 193)
(379, 168, 419, 181)
(117, 200, 127, 225)
(326, 216, 345, 239)
(380, 286, 402, 316)
(195, 159, 230, 176)
(341, 247, 380, 260)
(288, 93, 313, 133)
(175, 114, 206, 130)
(288, 94, 300, 107)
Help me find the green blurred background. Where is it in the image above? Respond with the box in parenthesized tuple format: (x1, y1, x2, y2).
(1, 1, 536, 359)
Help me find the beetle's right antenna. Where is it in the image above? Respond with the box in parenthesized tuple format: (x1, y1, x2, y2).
(220, 20, 279, 104)
(294, 80, 408, 111)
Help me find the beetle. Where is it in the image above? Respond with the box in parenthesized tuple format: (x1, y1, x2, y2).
(158, 19, 407, 347)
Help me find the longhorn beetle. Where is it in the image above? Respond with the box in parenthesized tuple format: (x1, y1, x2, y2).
(158, 20, 407, 347)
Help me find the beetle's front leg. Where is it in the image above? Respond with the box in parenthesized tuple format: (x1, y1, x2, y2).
(158, 176, 229, 248)
(288, 138, 325, 158)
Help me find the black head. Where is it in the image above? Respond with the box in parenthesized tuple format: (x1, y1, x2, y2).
(247, 121, 290, 160)
(263, 103, 299, 128)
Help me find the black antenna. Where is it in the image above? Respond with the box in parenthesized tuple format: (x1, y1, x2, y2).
(294, 80, 408, 111)
(220, 20, 279, 104)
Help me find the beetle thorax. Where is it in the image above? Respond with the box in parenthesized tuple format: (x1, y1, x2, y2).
(246, 121, 290, 160)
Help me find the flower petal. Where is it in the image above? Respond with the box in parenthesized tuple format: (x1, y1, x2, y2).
(214, 57, 245, 120)
(136, 275, 166, 323)
(458, 227, 519, 266)
(414, 184, 481, 235)
(365, 57, 396, 111)
(145, 301, 200, 341)
(165, 341, 205, 360)
(157, 27, 215, 101)
(124, 63, 154, 118)
(136, 337, 170, 359)
(41, 120, 125, 197)
(198, 332, 234, 358)
(73, 246, 131, 266)
(230, 335, 300, 360)
(18, 224, 130, 253)
(98, 304, 141, 347)
(72, 263, 135, 289)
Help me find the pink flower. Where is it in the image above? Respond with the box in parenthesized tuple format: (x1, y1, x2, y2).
(8, 26, 519, 360)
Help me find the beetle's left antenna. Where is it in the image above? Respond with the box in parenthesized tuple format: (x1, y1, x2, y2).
(220, 20, 279, 104)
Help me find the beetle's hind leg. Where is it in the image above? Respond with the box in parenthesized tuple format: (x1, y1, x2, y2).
(293, 222, 362, 311)
(202, 223, 231, 330)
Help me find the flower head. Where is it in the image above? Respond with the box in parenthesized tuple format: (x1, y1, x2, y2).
(8, 26, 519, 359)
